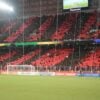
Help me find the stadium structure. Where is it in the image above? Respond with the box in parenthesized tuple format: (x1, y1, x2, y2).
(0, 1, 100, 100)
(0, 0, 100, 76)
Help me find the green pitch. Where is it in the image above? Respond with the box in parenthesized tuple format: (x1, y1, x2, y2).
(0, 75, 100, 100)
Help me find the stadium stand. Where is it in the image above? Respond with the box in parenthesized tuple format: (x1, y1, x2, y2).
(78, 12, 97, 39)
(31, 48, 73, 69)
(0, 11, 99, 72)
(0, 20, 16, 34)
(0, 12, 99, 43)
(0, 51, 16, 62)
(28, 16, 54, 41)
(78, 48, 100, 68)
(9, 49, 41, 65)
(51, 13, 78, 40)
(4, 17, 36, 42)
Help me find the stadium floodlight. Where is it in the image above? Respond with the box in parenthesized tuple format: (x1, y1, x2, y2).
(0, 1, 14, 12)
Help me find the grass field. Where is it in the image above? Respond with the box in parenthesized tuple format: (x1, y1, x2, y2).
(0, 75, 100, 100)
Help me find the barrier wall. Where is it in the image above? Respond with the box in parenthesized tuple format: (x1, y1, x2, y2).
(77, 73, 100, 77)
(1, 71, 100, 77)
(55, 72, 76, 76)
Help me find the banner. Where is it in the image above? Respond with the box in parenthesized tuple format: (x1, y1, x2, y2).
(55, 72, 76, 76)
(17, 72, 39, 76)
(77, 73, 100, 77)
